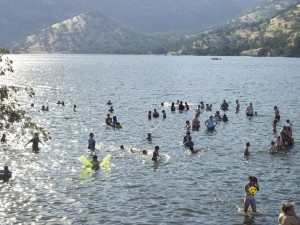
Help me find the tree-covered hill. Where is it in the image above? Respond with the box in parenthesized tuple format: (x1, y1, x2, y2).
(170, 1, 300, 57)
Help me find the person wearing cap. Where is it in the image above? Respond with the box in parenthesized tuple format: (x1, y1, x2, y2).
(25, 132, 44, 152)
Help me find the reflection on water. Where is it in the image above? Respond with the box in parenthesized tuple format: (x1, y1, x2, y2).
(0, 55, 299, 224)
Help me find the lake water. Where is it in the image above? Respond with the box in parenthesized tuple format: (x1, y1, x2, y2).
(0, 55, 299, 225)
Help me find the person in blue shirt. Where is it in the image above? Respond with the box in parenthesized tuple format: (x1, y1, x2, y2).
(88, 133, 96, 153)
(205, 116, 216, 129)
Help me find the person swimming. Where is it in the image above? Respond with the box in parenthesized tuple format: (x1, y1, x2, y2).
(107, 100, 112, 105)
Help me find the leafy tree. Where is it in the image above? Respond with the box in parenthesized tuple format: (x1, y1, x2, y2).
(0, 52, 49, 144)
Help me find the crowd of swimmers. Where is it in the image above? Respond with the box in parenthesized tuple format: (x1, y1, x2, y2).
(1, 97, 298, 224)
(143, 98, 296, 221)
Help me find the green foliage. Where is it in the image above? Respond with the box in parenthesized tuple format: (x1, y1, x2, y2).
(0, 52, 49, 143)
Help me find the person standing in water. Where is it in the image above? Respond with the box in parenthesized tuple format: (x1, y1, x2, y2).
(88, 133, 96, 153)
(244, 142, 250, 156)
(25, 132, 44, 152)
(152, 146, 160, 162)
(162, 110, 166, 119)
(148, 111, 152, 120)
(278, 203, 300, 225)
(236, 100, 240, 112)
(246, 103, 254, 117)
(274, 106, 280, 121)
(205, 116, 215, 129)
(244, 176, 259, 213)
(171, 102, 176, 112)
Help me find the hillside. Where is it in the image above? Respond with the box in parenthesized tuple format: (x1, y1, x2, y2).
(9, 11, 173, 54)
(0, 0, 262, 46)
(172, 1, 300, 57)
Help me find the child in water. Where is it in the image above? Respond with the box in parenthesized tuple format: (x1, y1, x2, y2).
(243, 142, 250, 156)
(244, 176, 259, 213)
(152, 146, 160, 162)
(91, 155, 99, 170)
(146, 133, 152, 141)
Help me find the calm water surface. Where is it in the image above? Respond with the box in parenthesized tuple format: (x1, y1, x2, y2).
(0, 55, 299, 225)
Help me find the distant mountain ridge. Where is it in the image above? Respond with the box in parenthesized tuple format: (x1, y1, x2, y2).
(10, 11, 171, 54)
(6, 0, 300, 56)
(0, 0, 262, 46)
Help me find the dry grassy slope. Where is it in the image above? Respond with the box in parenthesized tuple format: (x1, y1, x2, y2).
(240, 4, 300, 55)
(188, 3, 300, 55)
